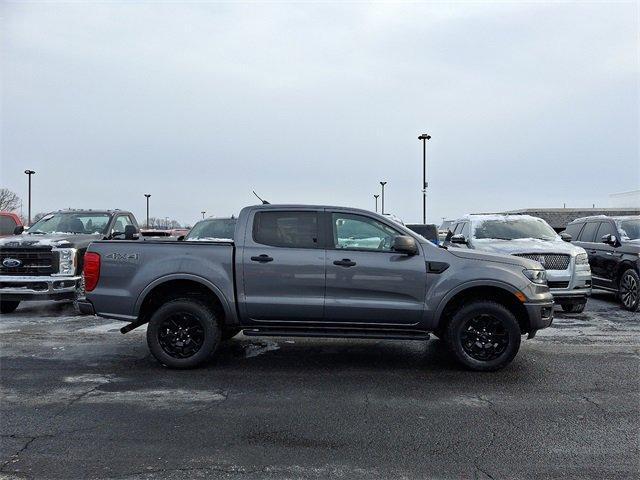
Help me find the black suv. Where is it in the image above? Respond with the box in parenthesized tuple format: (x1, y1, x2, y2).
(564, 215, 639, 311)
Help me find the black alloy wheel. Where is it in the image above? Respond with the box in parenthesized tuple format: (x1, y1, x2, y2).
(619, 270, 640, 311)
(460, 314, 509, 361)
(158, 313, 205, 359)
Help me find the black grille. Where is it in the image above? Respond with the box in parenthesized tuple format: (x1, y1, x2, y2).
(548, 281, 570, 289)
(0, 248, 56, 276)
(514, 253, 571, 270)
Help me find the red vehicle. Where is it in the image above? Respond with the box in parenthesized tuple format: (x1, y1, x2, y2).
(0, 212, 22, 237)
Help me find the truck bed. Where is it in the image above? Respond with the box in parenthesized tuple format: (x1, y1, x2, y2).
(87, 240, 236, 321)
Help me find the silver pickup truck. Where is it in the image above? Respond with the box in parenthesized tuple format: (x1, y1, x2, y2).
(81, 204, 554, 371)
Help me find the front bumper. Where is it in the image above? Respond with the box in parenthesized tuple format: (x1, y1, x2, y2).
(0, 275, 80, 301)
(547, 263, 592, 304)
(523, 300, 555, 333)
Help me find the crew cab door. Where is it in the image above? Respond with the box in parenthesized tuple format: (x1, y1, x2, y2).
(324, 211, 427, 325)
(241, 209, 325, 321)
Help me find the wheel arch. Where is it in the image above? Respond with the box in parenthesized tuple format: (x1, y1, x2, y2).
(135, 274, 235, 327)
(434, 281, 530, 333)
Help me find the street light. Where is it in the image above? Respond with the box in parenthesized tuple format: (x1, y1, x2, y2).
(201, 211, 206, 219)
(144, 194, 151, 228)
(418, 133, 431, 223)
(24, 170, 35, 225)
(379, 181, 387, 215)
(373, 194, 380, 213)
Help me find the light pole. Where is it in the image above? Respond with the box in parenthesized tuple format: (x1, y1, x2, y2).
(373, 194, 379, 213)
(24, 170, 35, 225)
(144, 194, 151, 228)
(418, 134, 431, 224)
(379, 181, 387, 215)
(201, 211, 206, 219)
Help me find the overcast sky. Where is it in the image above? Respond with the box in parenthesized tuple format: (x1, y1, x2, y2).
(1, 1, 638, 226)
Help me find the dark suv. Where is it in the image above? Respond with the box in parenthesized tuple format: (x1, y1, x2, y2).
(565, 215, 639, 311)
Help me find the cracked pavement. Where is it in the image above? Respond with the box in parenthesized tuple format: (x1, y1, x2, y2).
(0, 291, 638, 479)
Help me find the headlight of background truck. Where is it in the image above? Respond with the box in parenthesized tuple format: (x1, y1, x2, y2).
(523, 268, 547, 285)
(575, 253, 589, 265)
(53, 248, 77, 276)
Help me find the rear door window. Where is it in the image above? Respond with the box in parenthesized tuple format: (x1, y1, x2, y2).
(253, 211, 319, 248)
(564, 222, 584, 240)
(579, 222, 599, 242)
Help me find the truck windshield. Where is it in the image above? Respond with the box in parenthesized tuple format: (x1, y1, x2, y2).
(474, 218, 558, 241)
(616, 219, 640, 240)
(28, 212, 111, 235)
(186, 218, 237, 241)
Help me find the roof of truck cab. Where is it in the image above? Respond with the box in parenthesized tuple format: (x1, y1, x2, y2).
(47, 209, 132, 215)
(246, 204, 377, 215)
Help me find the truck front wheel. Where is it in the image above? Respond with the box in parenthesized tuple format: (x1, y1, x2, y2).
(0, 300, 20, 314)
(146, 298, 221, 369)
(445, 301, 521, 372)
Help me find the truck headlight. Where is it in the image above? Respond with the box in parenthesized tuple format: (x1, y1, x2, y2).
(575, 253, 589, 265)
(53, 248, 77, 276)
(523, 268, 547, 285)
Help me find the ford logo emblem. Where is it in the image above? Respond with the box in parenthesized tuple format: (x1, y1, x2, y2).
(2, 258, 22, 268)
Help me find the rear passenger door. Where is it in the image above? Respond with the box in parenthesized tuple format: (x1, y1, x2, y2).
(241, 209, 325, 322)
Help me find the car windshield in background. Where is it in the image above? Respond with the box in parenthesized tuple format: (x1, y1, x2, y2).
(28, 213, 111, 235)
(186, 218, 237, 240)
(474, 218, 558, 240)
(616, 219, 640, 240)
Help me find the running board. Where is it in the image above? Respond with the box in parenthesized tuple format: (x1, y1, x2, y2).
(242, 327, 430, 341)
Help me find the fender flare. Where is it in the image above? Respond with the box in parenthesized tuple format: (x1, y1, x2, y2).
(433, 279, 520, 325)
(134, 273, 235, 322)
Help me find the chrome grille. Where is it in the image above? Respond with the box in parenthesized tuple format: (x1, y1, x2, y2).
(514, 253, 571, 270)
(0, 248, 56, 276)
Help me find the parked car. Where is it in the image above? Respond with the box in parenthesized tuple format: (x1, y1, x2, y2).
(564, 215, 639, 311)
(0, 212, 22, 238)
(183, 217, 237, 241)
(406, 224, 439, 245)
(0, 209, 139, 314)
(81, 204, 554, 372)
(445, 214, 592, 312)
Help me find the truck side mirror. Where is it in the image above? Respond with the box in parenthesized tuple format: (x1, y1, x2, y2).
(124, 225, 137, 240)
(13, 225, 24, 235)
(177, 235, 185, 241)
(450, 234, 468, 245)
(601, 234, 618, 247)
(560, 232, 572, 242)
(392, 235, 418, 255)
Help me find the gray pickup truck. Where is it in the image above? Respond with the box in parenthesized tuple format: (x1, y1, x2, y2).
(81, 204, 554, 371)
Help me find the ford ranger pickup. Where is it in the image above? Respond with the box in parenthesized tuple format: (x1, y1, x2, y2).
(81, 204, 554, 371)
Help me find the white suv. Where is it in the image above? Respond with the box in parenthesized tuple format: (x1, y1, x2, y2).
(446, 214, 592, 312)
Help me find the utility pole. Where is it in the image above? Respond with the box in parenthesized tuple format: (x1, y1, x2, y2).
(418, 134, 431, 223)
(379, 181, 387, 215)
(144, 194, 151, 228)
(24, 170, 35, 225)
(374, 194, 379, 213)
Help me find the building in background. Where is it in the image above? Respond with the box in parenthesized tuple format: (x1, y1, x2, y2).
(609, 190, 640, 208)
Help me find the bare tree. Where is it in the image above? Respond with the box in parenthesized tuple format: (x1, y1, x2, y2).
(0, 188, 21, 212)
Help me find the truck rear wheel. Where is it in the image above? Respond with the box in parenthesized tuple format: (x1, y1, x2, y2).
(146, 298, 221, 369)
(0, 300, 20, 314)
(445, 300, 521, 372)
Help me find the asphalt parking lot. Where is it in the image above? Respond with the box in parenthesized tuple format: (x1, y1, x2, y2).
(1, 292, 638, 479)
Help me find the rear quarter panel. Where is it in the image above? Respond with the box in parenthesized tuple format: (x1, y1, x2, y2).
(87, 240, 236, 322)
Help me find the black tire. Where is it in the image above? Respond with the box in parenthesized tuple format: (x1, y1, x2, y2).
(561, 302, 586, 313)
(445, 300, 521, 372)
(618, 269, 640, 312)
(221, 328, 241, 341)
(0, 301, 20, 314)
(146, 298, 221, 369)
(72, 275, 86, 315)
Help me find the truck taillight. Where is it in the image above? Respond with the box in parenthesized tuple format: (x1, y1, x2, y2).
(84, 252, 101, 292)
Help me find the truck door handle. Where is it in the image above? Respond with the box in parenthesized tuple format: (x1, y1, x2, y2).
(251, 254, 273, 263)
(333, 259, 356, 267)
